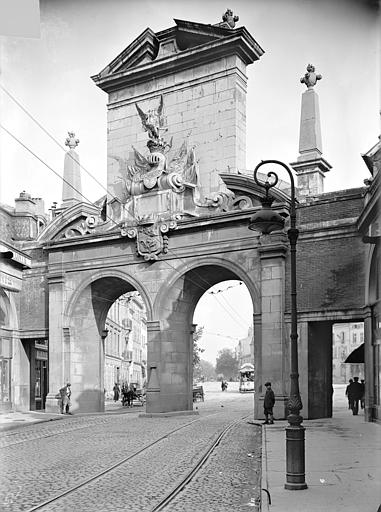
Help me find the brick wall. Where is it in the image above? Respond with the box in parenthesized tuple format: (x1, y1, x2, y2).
(297, 189, 364, 224)
(291, 235, 365, 312)
(285, 190, 366, 312)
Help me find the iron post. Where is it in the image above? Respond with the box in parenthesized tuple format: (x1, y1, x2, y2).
(249, 159, 307, 490)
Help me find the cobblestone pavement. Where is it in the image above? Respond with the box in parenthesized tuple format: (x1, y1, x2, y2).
(164, 420, 262, 512)
(0, 386, 261, 512)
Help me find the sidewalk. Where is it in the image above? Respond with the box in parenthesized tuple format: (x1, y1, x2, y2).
(0, 400, 142, 432)
(261, 390, 381, 512)
(0, 409, 64, 431)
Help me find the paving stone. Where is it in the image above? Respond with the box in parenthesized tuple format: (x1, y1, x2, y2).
(0, 394, 261, 512)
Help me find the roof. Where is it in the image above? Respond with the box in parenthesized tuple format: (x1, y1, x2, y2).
(92, 18, 264, 93)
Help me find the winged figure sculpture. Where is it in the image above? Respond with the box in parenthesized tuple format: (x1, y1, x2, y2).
(135, 95, 166, 142)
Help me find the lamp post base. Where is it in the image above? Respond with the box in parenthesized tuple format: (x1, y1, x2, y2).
(284, 482, 308, 491)
(285, 424, 308, 490)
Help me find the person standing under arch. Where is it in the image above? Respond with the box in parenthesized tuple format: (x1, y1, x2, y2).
(59, 383, 71, 414)
(345, 379, 354, 410)
(263, 382, 275, 424)
(351, 377, 363, 415)
(113, 383, 120, 402)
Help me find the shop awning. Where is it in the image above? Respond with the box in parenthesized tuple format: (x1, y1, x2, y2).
(345, 344, 364, 364)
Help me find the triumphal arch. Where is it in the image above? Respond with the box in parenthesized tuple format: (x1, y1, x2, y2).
(34, 13, 365, 419)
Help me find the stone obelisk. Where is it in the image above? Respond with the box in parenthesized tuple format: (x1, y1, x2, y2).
(61, 132, 82, 208)
(290, 64, 331, 200)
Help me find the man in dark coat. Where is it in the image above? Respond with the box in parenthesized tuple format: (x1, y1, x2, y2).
(350, 377, 363, 415)
(263, 382, 275, 424)
(345, 379, 354, 410)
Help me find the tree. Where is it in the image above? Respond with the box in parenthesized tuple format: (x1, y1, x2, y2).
(215, 348, 239, 380)
(193, 327, 205, 381)
(198, 359, 216, 381)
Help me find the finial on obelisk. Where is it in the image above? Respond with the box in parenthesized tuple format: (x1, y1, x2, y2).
(300, 64, 322, 89)
(65, 131, 80, 150)
(222, 9, 239, 29)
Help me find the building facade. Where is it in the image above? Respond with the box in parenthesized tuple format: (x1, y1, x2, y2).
(0, 12, 378, 422)
(104, 292, 147, 397)
(0, 192, 48, 411)
(332, 322, 364, 384)
(235, 326, 254, 368)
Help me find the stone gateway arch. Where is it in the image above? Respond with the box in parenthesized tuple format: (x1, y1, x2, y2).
(16, 13, 366, 420)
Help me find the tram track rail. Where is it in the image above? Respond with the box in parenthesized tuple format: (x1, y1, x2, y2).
(150, 415, 249, 512)
(23, 415, 202, 512)
(21, 412, 250, 512)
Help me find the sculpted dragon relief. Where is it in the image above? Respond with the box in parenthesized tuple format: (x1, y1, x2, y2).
(111, 95, 199, 199)
(113, 139, 199, 199)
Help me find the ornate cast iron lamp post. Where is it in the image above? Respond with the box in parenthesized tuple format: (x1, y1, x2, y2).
(249, 159, 307, 491)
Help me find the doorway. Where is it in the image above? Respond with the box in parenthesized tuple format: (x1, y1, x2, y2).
(34, 359, 48, 410)
(308, 320, 365, 419)
(30, 341, 49, 410)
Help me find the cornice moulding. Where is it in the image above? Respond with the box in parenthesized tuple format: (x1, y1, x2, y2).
(92, 32, 263, 93)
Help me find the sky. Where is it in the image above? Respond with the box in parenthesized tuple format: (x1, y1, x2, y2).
(194, 281, 253, 364)
(0, 0, 379, 364)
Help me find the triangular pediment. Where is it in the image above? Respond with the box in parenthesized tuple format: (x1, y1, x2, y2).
(95, 28, 160, 79)
(93, 19, 237, 80)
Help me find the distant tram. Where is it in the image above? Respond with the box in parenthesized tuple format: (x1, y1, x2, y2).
(239, 363, 255, 392)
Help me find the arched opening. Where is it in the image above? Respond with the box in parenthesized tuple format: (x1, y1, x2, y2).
(62, 275, 151, 413)
(104, 291, 147, 406)
(151, 263, 258, 414)
(193, 280, 253, 392)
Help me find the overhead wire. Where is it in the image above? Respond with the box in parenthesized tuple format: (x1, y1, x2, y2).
(0, 82, 119, 203)
(0, 123, 120, 228)
(0, 87, 252, 331)
(0, 118, 248, 330)
(214, 288, 250, 327)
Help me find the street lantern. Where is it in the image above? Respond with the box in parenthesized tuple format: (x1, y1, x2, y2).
(249, 159, 307, 491)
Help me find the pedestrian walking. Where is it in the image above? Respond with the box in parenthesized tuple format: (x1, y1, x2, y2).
(127, 383, 135, 407)
(263, 381, 275, 424)
(113, 382, 120, 402)
(121, 383, 128, 406)
(59, 382, 72, 414)
(350, 377, 363, 415)
(345, 379, 354, 410)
